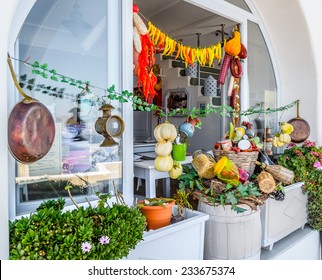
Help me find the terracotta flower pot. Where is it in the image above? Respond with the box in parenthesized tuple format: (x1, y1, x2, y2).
(187, 116, 201, 127)
(139, 201, 175, 230)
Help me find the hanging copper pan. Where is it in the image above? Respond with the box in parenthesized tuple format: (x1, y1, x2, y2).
(7, 54, 55, 164)
(287, 100, 310, 143)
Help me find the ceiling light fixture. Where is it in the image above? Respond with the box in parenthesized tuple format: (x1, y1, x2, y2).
(61, 0, 91, 38)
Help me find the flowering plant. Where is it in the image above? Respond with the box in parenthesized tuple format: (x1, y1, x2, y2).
(278, 140, 322, 231)
(9, 193, 146, 260)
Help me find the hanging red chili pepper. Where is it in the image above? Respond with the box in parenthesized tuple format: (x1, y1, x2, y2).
(137, 33, 157, 102)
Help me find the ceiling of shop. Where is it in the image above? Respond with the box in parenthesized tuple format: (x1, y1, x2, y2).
(134, 0, 237, 46)
(19, 0, 237, 53)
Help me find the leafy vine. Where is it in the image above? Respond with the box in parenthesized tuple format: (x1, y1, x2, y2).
(12, 57, 297, 120)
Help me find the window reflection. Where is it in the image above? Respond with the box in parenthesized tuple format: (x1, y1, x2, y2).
(14, 0, 122, 215)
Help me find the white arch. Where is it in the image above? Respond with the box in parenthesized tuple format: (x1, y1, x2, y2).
(0, 0, 319, 260)
(0, 0, 36, 260)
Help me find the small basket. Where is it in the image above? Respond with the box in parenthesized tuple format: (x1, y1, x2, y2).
(212, 149, 259, 176)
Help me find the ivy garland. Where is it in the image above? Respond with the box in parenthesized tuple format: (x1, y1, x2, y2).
(13, 57, 297, 119)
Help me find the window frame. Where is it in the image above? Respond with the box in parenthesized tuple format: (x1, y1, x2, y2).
(8, 0, 134, 218)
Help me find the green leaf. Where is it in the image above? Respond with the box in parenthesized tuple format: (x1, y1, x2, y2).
(32, 61, 40, 67)
(231, 205, 247, 213)
(219, 194, 225, 206)
(225, 191, 238, 205)
(32, 69, 41, 75)
(50, 76, 58, 81)
(107, 85, 115, 93)
(40, 72, 48, 79)
(248, 184, 261, 197)
(195, 180, 203, 190)
(237, 184, 249, 197)
(40, 63, 48, 70)
(225, 183, 234, 191)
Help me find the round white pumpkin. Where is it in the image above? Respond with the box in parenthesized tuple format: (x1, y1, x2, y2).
(154, 122, 177, 142)
(154, 154, 174, 172)
(155, 140, 172, 156)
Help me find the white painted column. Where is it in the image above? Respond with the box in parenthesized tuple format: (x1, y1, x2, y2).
(121, 0, 134, 205)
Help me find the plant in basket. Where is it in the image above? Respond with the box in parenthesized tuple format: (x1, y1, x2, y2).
(177, 156, 266, 213)
(278, 140, 322, 231)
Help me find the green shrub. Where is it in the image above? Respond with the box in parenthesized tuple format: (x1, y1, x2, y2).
(9, 197, 146, 260)
(278, 140, 322, 231)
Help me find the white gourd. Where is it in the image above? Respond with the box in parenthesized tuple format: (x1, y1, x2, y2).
(155, 140, 172, 156)
(154, 155, 174, 172)
(153, 122, 177, 142)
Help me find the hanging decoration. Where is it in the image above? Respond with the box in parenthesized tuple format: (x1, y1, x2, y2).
(94, 104, 125, 147)
(147, 22, 223, 67)
(218, 26, 243, 85)
(217, 25, 247, 128)
(7, 54, 55, 164)
(133, 4, 157, 103)
(9, 56, 297, 120)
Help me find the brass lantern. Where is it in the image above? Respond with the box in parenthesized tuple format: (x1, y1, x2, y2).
(95, 104, 125, 146)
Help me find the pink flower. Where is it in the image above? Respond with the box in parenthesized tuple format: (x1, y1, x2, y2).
(303, 140, 315, 148)
(99, 236, 110, 245)
(310, 151, 320, 157)
(313, 162, 322, 170)
(81, 242, 92, 253)
(295, 150, 304, 158)
(287, 142, 296, 148)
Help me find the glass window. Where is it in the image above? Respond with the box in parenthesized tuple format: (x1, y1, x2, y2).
(247, 20, 278, 147)
(224, 0, 252, 13)
(13, 0, 123, 215)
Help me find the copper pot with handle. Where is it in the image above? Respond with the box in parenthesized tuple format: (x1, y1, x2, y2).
(287, 100, 310, 143)
(7, 53, 55, 164)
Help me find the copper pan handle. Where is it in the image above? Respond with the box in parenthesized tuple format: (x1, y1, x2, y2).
(296, 100, 300, 118)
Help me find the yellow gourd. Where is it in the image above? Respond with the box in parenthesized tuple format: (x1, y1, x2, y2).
(154, 155, 174, 172)
(154, 122, 177, 142)
(169, 162, 183, 179)
(224, 30, 241, 57)
(279, 133, 291, 144)
(155, 140, 172, 156)
(273, 136, 285, 147)
(280, 122, 293, 134)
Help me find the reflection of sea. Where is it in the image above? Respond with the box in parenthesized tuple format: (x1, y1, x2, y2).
(62, 143, 91, 173)
(91, 147, 119, 170)
(62, 141, 120, 174)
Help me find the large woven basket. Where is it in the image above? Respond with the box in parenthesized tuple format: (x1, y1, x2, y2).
(212, 149, 259, 176)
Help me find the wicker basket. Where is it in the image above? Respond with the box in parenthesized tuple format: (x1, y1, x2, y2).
(212, 149, 259, 176)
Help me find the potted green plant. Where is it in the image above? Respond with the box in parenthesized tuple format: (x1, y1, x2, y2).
(9, 190, 146, 260)
(278, 140, 322, 231)
(173, 189, 193, 221)
(137, 197, 175, 230)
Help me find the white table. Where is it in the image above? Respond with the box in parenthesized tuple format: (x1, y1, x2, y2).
(134, 156, 193, 198)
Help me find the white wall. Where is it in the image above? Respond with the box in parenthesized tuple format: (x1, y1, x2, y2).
(0, 0, 321, 259)
(252, 0, 319, 143)
(297, 0, 322, 144)
(0, 0, 20, 260)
